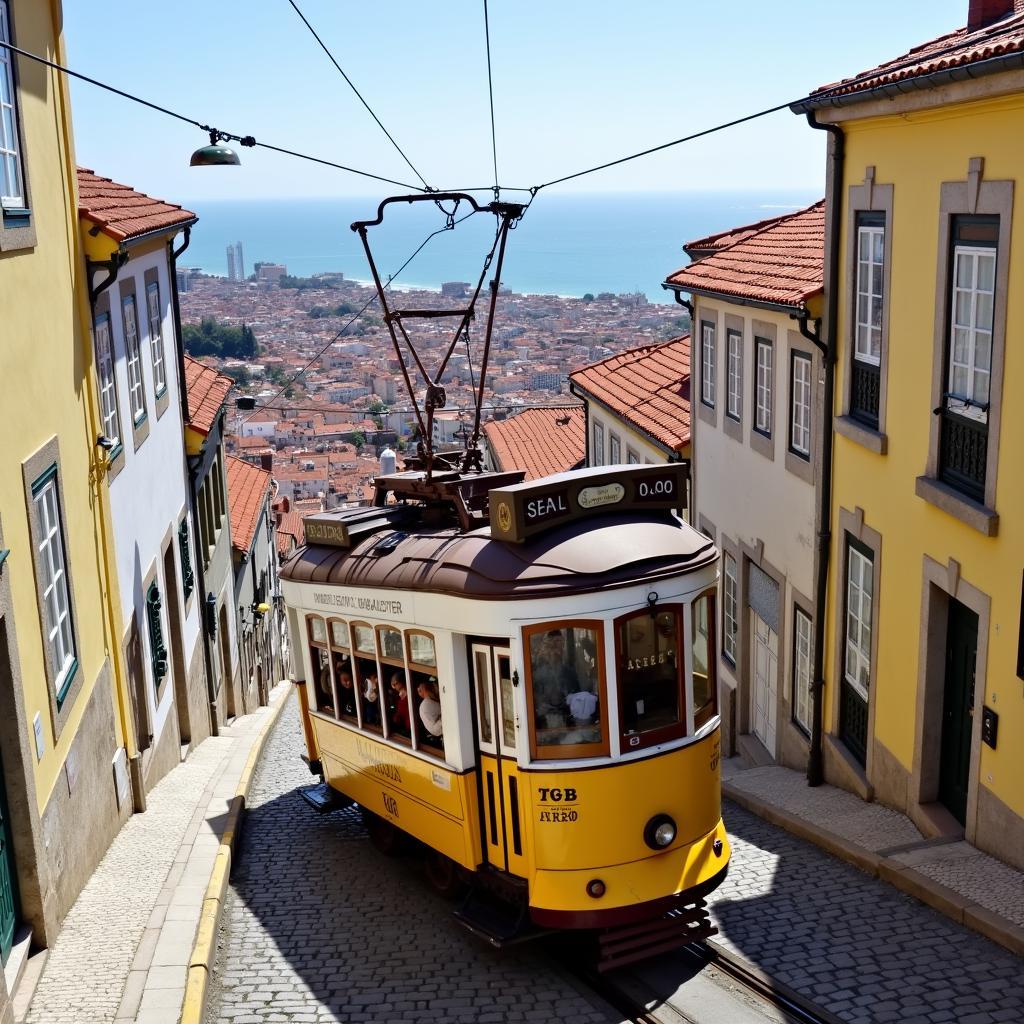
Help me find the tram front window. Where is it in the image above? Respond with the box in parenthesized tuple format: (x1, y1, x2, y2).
(691, 591, 718, 730)
(617, 608, 685, 749)
(526, 623, 605, 758)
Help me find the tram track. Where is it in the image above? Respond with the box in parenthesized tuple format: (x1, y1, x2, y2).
(561, 938, 841, 1024)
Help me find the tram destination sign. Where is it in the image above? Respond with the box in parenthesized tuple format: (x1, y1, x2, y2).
(488, 463, 689, 543)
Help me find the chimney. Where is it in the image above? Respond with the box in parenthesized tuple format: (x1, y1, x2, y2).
(968, 0, 1015, 31)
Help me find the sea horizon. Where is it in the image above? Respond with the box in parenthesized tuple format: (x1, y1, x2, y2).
(177, 190, 820, 304)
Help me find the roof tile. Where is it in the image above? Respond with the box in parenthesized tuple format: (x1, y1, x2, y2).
(184, 355, 233, 436)
(483, 407, 585, 481)
(226, 456, 272, 554)
(77, 168, 196, 242)
(569, 337, 691, 453)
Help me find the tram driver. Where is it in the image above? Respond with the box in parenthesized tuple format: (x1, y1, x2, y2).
(530, 628, 601, 745)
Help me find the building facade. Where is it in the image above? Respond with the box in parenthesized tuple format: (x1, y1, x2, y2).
(665, 207, 825, 766)
(78, 170, 207, 791)
(794, 0, 1024, 868)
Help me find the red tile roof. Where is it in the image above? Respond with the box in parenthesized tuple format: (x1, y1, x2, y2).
(184, 355, 233, 436)
(569, 337, 691, 453)
(683, 211, 792, 258)
(483, 407, 585, 481)
(275, 508, 305, 557)
(226, 456, 272, 554)
(800, 3, 1024, 108)
(665, 202, 825, 309)
(77, 168, 196, 242)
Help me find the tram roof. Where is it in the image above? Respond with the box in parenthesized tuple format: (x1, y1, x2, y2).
(279, 510, 716, 600)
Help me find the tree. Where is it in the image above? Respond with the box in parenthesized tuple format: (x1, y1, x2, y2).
(182, 318, 259, 359)
(583, 293, 595, 302)
(350, 429, 366, 449)
(224, 365, 251, 386)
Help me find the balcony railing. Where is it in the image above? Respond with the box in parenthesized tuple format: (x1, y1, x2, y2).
(850, 359, 880, 429)
(839, 679, 868, 768)
(938, 407, 988, 504)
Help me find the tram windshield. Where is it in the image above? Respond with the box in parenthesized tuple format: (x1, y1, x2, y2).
(617, 607, 685, 749)
(525, 623, 606, 758)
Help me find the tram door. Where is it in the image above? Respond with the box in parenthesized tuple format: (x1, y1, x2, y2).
(470, 643, 526, 877)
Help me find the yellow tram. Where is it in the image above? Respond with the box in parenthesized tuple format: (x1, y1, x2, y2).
(281, 462, 730, 967)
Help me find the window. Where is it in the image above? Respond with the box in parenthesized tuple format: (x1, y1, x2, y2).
(592, 421, 605, 465)
(844, 543, 872, 700)
(627, 448, 640, 465)
(726, 329, 742, 421)
(609, 432, 621, 464)
(851, 213, 885, 428)
(94, 313, 121, 448)
(938, 216, 997, 504)
(0, 0, 25, 210)
(701, 321, 716, 408)
(406, 630, 440, 753)
(616, 607, 685, 750)
(123, 295, 147, 424)
(723, 553, 738, 665)
(790, 352, 812, 459)
(307, 615, 336, 717)
(178, 519, 194, 601)
(350, 622, 381, 733)
(146, 281, 167, 397)
(754, 338, 773, 437)
(33, 470, 77, 700)
(793, 607, 812, 733)
(525, 621, 606, 759)
(146, 581, 168, 690)
(691, 591, 717, 730)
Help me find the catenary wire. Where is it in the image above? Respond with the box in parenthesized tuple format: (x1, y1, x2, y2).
(240, 209, 478, 423)
(285, 0, 432, 190)
(482, 0, 500, 196)
(0, 38, 426, 193)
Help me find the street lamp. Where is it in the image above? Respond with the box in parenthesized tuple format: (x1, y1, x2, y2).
(190, 128, 255, 167)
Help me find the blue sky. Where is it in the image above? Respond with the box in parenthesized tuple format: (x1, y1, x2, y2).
(61, 1, 967, 201)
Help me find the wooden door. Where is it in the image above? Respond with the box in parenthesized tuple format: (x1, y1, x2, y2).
(939, 600, 978, 826)
(751, 613, 778, 755)
(0, 755, 18, 965)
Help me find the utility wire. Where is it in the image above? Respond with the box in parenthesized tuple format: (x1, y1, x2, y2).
(285, 0, 432, 190)
(0, 38, 426, 193)
(482, 0, 500, 196)
(241, 209, 477, 423)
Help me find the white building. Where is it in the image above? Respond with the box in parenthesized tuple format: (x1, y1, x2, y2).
(664, 203, 825, 769)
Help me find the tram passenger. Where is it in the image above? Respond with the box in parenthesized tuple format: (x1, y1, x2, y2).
(389, 673, 411, 737)
(532, 630, 578, 728)
(336, 668, 357, 719)
(314, 651, 334, 715)
(417, 679, 443, 745)
(362, 672, 381, 727)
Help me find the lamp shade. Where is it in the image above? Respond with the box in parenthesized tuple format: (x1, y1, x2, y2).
(190, 140, 240, 166)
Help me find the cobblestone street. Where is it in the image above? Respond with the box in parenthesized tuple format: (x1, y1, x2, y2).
(207, 703, 1024, 1024)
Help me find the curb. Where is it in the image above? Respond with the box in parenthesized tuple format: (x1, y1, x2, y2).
(723, 781, 1024, 960)
(180, 684, 294, 1024)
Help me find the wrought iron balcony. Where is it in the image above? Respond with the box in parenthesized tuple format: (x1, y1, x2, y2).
(850, 359, 880, 429)
(839, 679, 868, 768)
(938, 406, 987, 505)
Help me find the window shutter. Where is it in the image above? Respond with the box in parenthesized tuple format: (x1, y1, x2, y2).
(146, 582, 168, 686)
(178, 520, 194, 600)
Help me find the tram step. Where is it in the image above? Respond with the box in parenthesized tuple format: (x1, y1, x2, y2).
(299, 783, 354, 814)
(453, 887, 547, 948)
(596, 902, 718, 973)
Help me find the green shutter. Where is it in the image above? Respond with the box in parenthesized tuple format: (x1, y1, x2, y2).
(146, 582, 168, 688)
(178, 520, 194, 601)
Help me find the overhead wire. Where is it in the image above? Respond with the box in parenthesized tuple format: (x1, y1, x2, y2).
(0, 38, 426, 193)
(482, 0, 500, 197)
(285, 0, 432, 190)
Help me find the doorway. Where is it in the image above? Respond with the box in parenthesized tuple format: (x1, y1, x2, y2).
(219, 604, 234, 719)
(0, 749, 17, 966)
(163, 544, 189, 745)
(939, 599, 978, 825)
(751, 613, 778, 754)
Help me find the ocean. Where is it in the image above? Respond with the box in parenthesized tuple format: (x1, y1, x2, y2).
(177, 191, 819, 304)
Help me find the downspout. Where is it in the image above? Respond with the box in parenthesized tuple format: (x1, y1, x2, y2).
(666, 285, 695, 513)
(568, 381, 590, 465)
(168, 229, 219, 737)
(802, 111, 844, 788)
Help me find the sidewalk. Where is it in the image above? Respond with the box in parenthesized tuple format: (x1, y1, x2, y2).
(17, 682, 292, 1024)
(722, 756, 1024, 959)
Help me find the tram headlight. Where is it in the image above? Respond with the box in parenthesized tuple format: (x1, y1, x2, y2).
(644, 814, 677, 850)
(586, 878, 606, 899)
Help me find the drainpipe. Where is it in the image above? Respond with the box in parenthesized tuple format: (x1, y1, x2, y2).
(567, 380, 590, 465)
(802, 111, 845, 788)
(168, 230, 219, 738)
(667, 286, 695, 515)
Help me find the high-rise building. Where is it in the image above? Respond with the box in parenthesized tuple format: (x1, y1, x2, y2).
(225, 241, 245, 281)
(226, 243, 236, 281)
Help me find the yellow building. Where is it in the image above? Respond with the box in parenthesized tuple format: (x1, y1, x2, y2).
(794, 0, 1024, 868)
(0, 0, 135, 984)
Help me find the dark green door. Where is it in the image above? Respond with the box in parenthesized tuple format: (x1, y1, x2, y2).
(939, 599, 978, 826)
(0, 754, 17, 965)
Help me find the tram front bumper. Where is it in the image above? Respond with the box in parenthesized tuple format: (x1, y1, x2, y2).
(528, 820, 730, 929)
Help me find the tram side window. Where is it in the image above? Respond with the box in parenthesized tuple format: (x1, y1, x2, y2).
(329, 618, 357, 723)
(377, 626, 407, 744)
(406, 630, 442, 752)
(691, 591, 718, 730)
(351, 623, 381, 732)
(306, 616, 335, 717)
(616, 607, 686, 750)
(525, 622, 607, 759)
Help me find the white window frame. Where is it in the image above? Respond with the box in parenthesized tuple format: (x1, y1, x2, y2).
(844, 544, 872, 701)
(609, 432, 621, 464)
(626, 448, 640, 465)
(755, 339, 773, 436)
(592, 421, 604, 466)
(33, 472, 77, 693)
(146, 281, 168, 397)
(123, 295, 147, 424)
(793, 606, 812, 732)
(701, 321, 716, 408)
(726, 329, 742, 420)
(723, 553, 738, 664)
(94, 313, 121, 447)
(0, 0, 25, 209)
(855, 223, 884, 365)
(947, 243, 995, 423)
(790, 352, 812, 458)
